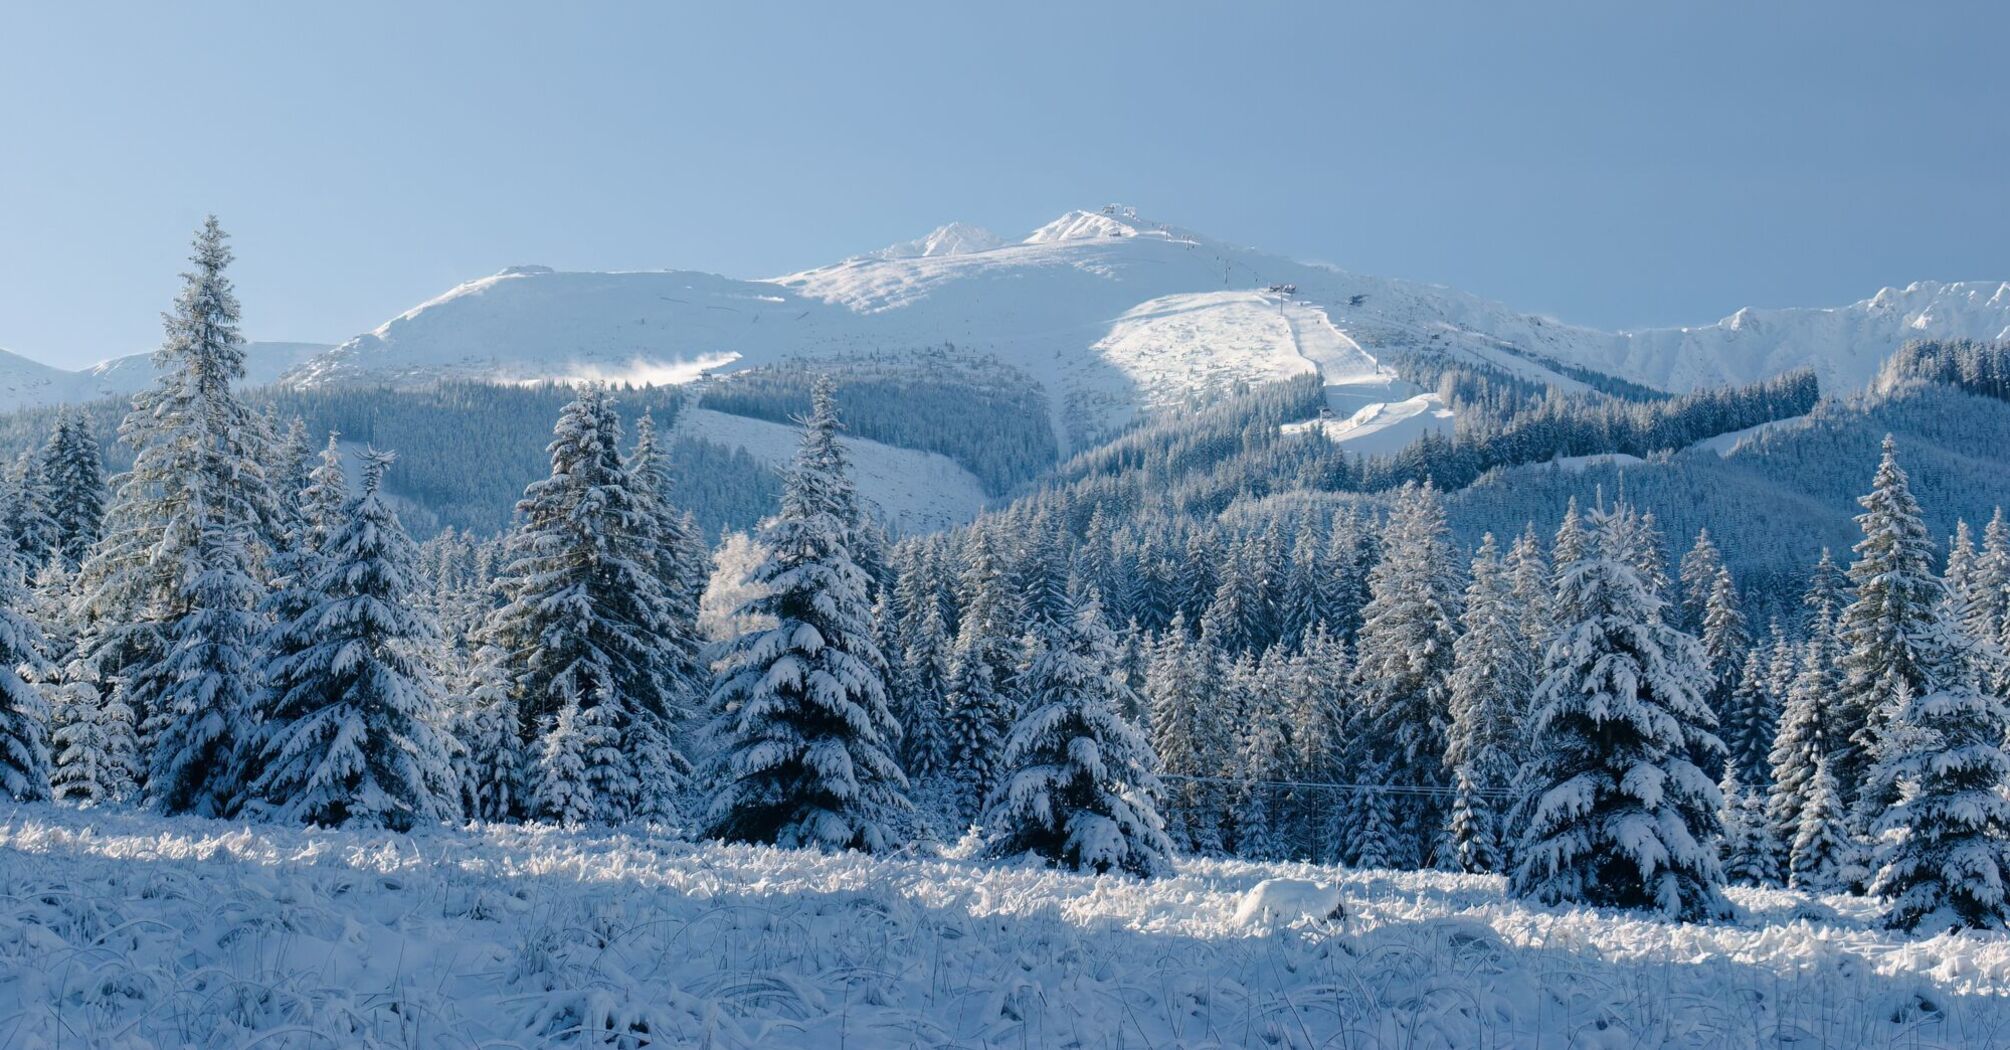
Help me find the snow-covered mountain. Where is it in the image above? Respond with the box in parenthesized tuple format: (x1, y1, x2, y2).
(0, 341, 331, 412)
(9, 208, 2007, 448)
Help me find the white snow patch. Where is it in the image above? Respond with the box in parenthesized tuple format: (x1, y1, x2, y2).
(1688, 414, 1807, 457)
(1285, 392, 1455, 454)
(1553, 451, 1648, 471)
(676, 407, 986, 534)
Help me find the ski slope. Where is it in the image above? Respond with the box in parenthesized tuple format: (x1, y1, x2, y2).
(675, 407, 987, 533)
(3, 803, 2006, 1049)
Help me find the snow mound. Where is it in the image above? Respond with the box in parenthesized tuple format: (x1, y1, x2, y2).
(677, 407, 986, 534)
(1285, 392, 1455, 454)
(1233, 877, 1346, 926)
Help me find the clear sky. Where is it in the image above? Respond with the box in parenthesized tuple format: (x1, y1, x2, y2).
(4, 1, 2007, 369)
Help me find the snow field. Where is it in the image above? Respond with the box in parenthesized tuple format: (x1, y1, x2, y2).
(5, 804, 2010, 1049)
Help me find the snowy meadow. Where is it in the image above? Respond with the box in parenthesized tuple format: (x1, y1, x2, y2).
(4, 803, 2010, 1049)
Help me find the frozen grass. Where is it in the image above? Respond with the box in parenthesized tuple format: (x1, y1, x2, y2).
(3, 802, 2009, 1048)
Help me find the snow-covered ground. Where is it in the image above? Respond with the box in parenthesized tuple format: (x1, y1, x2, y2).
(4, 803, 2007, 1049)
(1283, 393, 1455, 455)
(674, 407, 987, 533)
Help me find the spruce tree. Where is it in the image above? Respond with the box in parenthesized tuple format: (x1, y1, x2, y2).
(941, 526, 1023, 825)
(1720, 648, 1777, 791)
(491, 390, 687, 825)
(74, 217, 271, 811)
(1834, 436, 1960, 822)
(1678, 528, 1726, 633)
(1348, 481, 1461, 867)
(39, 410, 107, 572)
(1447, 533, 1530, 874)
(143, 521, 263, 816)
(1510, 504, 1731, 921)
(1145, 613, 1225, 852)
(704, 378, 909, 852)
(0, 538, 52, 801)
(1767, 632, 1840, 856)
(627, 411, 707, 700)
(448, 640, 523, 822)
(1870, 682, 2010, 932)
(1700, 566, 1751, 723)
(1718, 763, 1778, 887)
(1788, 757, 1857, 894)
(239, 451, 459, 829)
(981, 590, 1173, 876)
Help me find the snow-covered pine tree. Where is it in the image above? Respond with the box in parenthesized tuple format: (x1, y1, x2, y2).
(1789, 757, 1857, 894)
(3, 450, 58, 572)
(1720, 649, 1777, 791)
(1348, 481, 1461, 868)
(1802, 547, 1851, 640)
(143, 520, 263, 817)
(941, 526, 1024, 826)
(0, 536, 52, 801)
(1834, 436, 1961, 822)
(1228, 644, 1291, 860)
(1679, 528, 1726, 633)
(1145, 613, 1225, 852)
(1870, 680, 2010, 932)
(703, 377, 909, 852)
(981, 589, 1174, 876)
(448, 639, 523, 822)
(1507, 523, 1553, 654)
(39, 409, 107, 572)
(1971, 508, 2010, 692)
(239, 451, 459, 830)
(1718, 763, 1778, 887)
(626, 411, 707, 700)
(1510, 503, 1732, 921)
(894, 594, 954, 822)
(1700, 566, 1751, 724)
(74, 218, 272, 811)
(1446, 533, 1530, 874)
(1767, 631, 1840, 856)
(491, 390, 688, 825)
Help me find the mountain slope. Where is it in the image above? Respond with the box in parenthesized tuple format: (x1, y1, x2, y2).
(257, 208, 2007, 454)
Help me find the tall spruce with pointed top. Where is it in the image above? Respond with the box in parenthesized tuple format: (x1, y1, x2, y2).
(1834, 436, 1961, 822)
(1678, 529, 1725, 634)
(1510, 504, 1732, 921)
(1447, 533, 1531, 874)
(74, 218, 272, 813)
(492, 390, 688, 825)
(704, 378, 910, 851)
(0, 537, 53, 801)
(1767, 630, 1841, 855)
(1720, 648, 1777, 790)
(240, 451, 459, 829)
(39, 410, 106, 572)
(1146, 613, 1226, 852)
(981, 590, 1173, 876)
(448, 639, 523, 822)
(1348, 481, 1462, 867)
(1700, 567, 1751, 722)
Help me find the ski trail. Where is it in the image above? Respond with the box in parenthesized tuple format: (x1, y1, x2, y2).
(1277, 296, 1420, 415)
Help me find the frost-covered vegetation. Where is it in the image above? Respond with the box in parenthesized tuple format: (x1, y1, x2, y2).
(10, 804, 2010, 1049)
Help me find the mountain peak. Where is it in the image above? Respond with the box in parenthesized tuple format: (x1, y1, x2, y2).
(1023, 207, 1143, 244)
(863, 222, 1005, 260)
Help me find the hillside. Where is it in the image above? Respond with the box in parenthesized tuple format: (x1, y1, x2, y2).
(3, 802, 2004, 1049)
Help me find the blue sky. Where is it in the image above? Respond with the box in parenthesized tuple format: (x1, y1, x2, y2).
(4, 1, 2006, 368)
